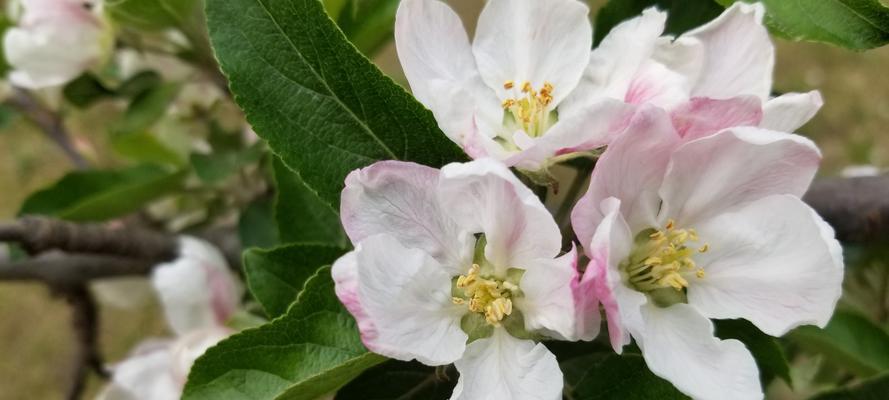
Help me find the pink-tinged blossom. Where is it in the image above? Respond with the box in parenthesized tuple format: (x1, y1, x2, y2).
(564, 2, 823, 136)
(394, 0, 634, 171)
(333, 159, 578, 399)
(570, 107, 843, 400)
(4, 0, 113, 89)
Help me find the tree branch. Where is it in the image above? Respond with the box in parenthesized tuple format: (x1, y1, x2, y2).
(4, 89, 89, 169)
(804, 175, 889, 244)
(61, 285, 106, 400)
(0, 255, 156, 286)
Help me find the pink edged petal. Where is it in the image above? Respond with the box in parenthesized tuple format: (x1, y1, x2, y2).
(504, 99, 635, 170)
(682, 2, 774, 100)
(472, 0, 592, 106)
(561, 8, 668, 116)
(636, 303, 762, 400)
(761, 91, 824, 132)
(394, 0, 501, 143)
(670, 96, 763, 141)
(332, 235, 468, 365)
(659, 127, 821, 226)
(515, 246, 578, 340)
(451, 328, 563, 400)
(688, 195, 844, 336)
(623, 61, 691, 109)
(341, 160, 474, 273)
(571, 106, 681, 247)
(438, 159, 562, 271)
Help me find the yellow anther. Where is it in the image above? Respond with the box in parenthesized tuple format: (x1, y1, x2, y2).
(665, 219, 675, 230)
(453, 264, 518, 326)
(452, 297, 465, 305)
(698, 244, 709, 253)
(521, 81, 532, 93)
(696, 269, 706, 279)
(626, 221, 710, 293)
(504, 80, 515, 90)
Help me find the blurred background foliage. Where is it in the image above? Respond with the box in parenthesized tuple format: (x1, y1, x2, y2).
(0, 0, 887, 399)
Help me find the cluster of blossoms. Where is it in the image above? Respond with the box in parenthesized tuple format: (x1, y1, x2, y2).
(335, 0, 844, 399)
(97, 237, 243, 400)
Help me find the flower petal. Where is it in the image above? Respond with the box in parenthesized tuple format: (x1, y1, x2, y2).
(680, 2, 773, 100)
(515, 246, 578, 340)
(341, 160, 474, 273)
(439, 159, 561, 270)
(472, 0, 592, 106)
(451, 328, 562, 400)
(394, 0, 501, 144)
(332, 234, 468, 365)
(636, 303, 762, 400)
(688, 195, 843, 336)
(659, 127, 821, 225)
(760, 91, 824, 132)
(670, 96, 763, 141)
(102, 341, 180, 400)
(571, 106, 680, 247)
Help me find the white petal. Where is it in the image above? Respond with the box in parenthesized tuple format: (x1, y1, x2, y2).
(451, 329, 562, 400)
(168, 327, 231, 382)
(561, 8, 668, 115)
(688, 195, 844, 336)
(439, 159, 562, 271)
(623, 60, 692, 109)
(571, 106, 680, 247)
(341, 160, 474, 273)
(659, 127, 821, 225)
(472, 0, 592, 106)
(760, 91, 823, 132)
(394, 0, 501, 144)
(681, 2, 774, 100)
(151, 237, 243, 336)
(515, 247, 577, 340)
(332, 235, 468, 365)
(105, 341, 181, 400)
(636, 304, 763, 400)
(670, 96, 763, 141)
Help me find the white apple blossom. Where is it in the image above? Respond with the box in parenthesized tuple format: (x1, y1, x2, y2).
(332, 158, 579, 400)
(569, 2, 823, 134)
(4, 0, 113, 89)
(394, 0, 634, 171)
(570, 107, 844, 400)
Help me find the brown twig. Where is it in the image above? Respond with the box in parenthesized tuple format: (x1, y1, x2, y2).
(803, 175, 889, 244)
(61, 285, 106, 400)
(0, 254, 157, 285)
(3, 89, 89, 169)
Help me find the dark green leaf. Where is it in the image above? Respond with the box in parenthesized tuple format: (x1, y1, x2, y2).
(716, 0, 889, 50)
(809, 373, 889, 400)
(594, 0, 724, 46)
(239, 197, 279, 249)
(336, 0, 399, 56)
(63, 74, 115, 108)
(183, 266, 386, 400)
(206, 0, 466, 211)
(116, 70, 164, 98)
(791, 310, 889, 377)
(112, 82, 181, 135)
(335, 360, 456, 400)
(20, 164, 185, 221)
(111, 131, 186, 166)
(715, 319, 792, 387)
(570, 353, 688, 399)
(107, 0, 203, 30)
(243, 244, 346, 317)
(190, 143, 264, 184)
(273, 158, 347, 247)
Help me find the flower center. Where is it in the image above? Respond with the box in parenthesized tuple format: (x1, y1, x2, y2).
(452, 264, 520, 326)
(623, 219, 709, 301)
(501, 81, 556, 138)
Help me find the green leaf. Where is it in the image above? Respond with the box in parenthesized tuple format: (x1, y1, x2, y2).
(715, 319, 792, 386)
(243, 244, 346, 317)
(809, 373, 889, 400)
(335, 360, 457, 400)
(594, 0, 724, 46)
(111, 131, 186, 166)
(0, 14, 13, 77)
(112, 82, 181, 135)
(239, 197, 279, 249)
(63, 74, 115, 108)
(336, 0, 399, 56)
(183, 266, 386, 400)
(20, 164, 185, 221)
(791, 310, 889, 377)
(116, 70, 164, 98)
(716, 0, 889, 50)
(106, 0, 203, 30)
(190, 143, 265, 184)
(273, 158, 347, 247)
(206, 0, 466, 211)
(570, 353, 688, 399)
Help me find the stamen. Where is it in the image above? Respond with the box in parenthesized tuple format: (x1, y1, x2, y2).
(624, 220, 710, 294)
(503, 80, 514, 90)
(501, 81, 557, 138)
(453, 264, 516, 326)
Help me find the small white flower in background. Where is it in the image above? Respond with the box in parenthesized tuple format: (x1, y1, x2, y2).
(570, 107, 844, 400)
(577, 2, 823, 135)
(4, 0, 114, 89)
(333, 159, 578, 400)
(99, 237, 243, 400)
(395, 0, 634, 171)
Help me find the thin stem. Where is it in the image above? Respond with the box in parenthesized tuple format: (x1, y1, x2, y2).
(4, 89, 89, 169)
